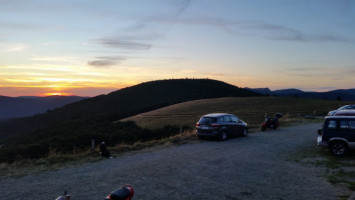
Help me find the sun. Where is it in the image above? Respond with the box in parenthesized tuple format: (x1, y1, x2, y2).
(43, 92, 72, 96)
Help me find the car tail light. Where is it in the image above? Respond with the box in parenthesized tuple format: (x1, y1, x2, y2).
(211, 123, 221, 127)
(196, 122, 200, 127)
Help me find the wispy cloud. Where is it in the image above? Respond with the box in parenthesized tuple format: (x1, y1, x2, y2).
(0, 21, 43, 31)
(96, 39, 152, 50)
(94, 0, 193, 51)
(146, 16, 349, 43)
(2, 44, 27, 52)
(31, 56, 76, 62)
(312, 86, 338, 91)
(87, 60, 117, 67)
(173, 0, 193, 17)
(87, 55, 127, 68)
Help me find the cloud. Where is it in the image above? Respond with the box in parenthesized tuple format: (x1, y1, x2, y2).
(31, 56, 76, 62)
(2, 44, 27, 52)
(87, 60, 116, 67)
(268, 31, 348, 42)
(146, 16, 349, 43)
(173, 0, 193, 17)
(96, 38, 152, 50)
(0, 21, 42, 31)
(87, 55, 127, 68)
(344, 66, 355, 75)
(228, 20, 348, 42)
(312, 86, 338, 91)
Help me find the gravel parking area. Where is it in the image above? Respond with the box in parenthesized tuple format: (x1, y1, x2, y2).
(0, 123, 350, 199)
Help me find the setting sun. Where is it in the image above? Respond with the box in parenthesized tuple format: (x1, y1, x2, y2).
(43, 92, 72, 96)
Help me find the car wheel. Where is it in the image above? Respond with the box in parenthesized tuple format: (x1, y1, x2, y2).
(220, 131, 228, 141)
(329, 141, 348, 156)
(242, 128, 248, 137)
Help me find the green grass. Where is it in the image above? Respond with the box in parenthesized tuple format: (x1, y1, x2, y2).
(292, 145, 355, 199)
(327, 169, 355, 191)
(121, 96, 350, 129)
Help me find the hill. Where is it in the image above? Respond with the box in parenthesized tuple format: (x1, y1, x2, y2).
(247, 88, 355, 100)
(0, 79, 259, 161)
(122, 96, 353, 129)
(0, 95, 87, 121)
(0, 79, 259, 139)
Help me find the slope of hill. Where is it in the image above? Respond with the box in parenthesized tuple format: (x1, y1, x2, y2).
(247, 88, 355, 100)
(0, 79, 259, 138)
(0, 96, 87, 121)
(0, 79, 260, 161)
(122, 96, 352, 129)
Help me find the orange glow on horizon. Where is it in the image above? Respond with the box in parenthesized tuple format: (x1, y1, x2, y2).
(42, 92, 73, 97)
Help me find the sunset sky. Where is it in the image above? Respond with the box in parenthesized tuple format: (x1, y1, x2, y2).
(1, 0, 354, 97)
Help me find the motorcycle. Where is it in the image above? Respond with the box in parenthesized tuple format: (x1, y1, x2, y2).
(261, 113, 283, 131)
(54, 184, 134, 200)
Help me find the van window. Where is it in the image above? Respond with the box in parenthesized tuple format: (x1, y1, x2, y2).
(349, 121, 355, 129)
(327, 120, 337, 129)
(339, 119, 355, 130)
(340, 121, 349, 129)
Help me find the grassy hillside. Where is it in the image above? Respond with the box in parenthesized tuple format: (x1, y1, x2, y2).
(0, 79, 259, 140)
(0, 79, 259, 162)
(122, 97, 354, 129)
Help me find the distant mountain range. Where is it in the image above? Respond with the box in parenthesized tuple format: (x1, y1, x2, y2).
(0, 95, 87, 121)
(246, 88, 355, 101)
(1, 86, 354, 122)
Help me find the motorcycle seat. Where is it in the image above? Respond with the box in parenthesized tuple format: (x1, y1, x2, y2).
(107, 188, 130, 200)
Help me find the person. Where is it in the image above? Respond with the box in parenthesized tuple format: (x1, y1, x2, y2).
(100, 141, 111, 158)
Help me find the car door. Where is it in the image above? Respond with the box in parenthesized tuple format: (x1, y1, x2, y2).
(231, 115, 243, 134)
(223, 115, 235, 136)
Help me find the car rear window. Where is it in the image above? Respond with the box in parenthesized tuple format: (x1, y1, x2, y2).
(199, 117, 217, 124)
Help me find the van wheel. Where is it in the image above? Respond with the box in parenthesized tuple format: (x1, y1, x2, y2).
(220, 131, 227, 141)
(330, 141, 348, 156)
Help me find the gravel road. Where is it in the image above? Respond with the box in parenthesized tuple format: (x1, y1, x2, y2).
(0, 123, 349, 200)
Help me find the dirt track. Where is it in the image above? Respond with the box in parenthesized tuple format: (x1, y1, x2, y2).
(0, 123, 350, 199)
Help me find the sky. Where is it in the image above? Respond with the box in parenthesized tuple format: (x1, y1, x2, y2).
(0, 0, 354, 97)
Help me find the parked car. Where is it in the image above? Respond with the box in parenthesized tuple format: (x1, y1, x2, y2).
(196, 113, 248, 141)
(327, 105, 355, 116)
(317, 116, 355, 156)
